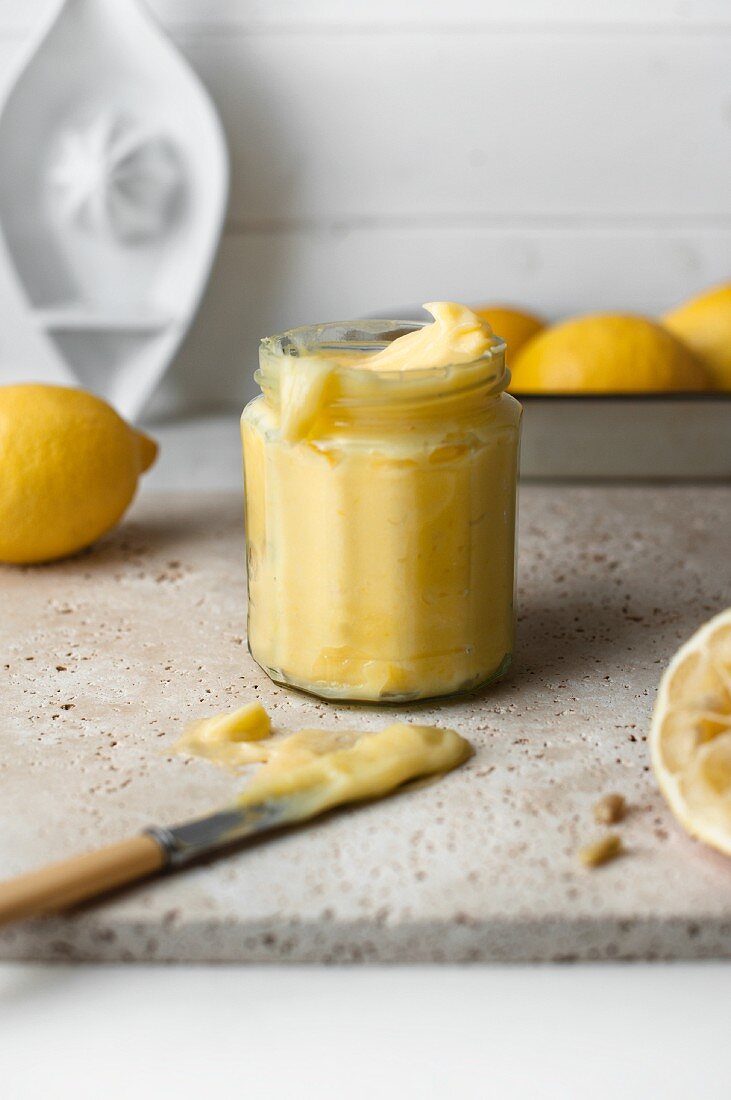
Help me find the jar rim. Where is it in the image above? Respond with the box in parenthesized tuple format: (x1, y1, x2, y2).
(257, 318, 508, 406)
(261, 317, 506, 370)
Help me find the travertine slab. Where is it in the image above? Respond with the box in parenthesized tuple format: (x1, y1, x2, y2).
(0, 487, 729, 962)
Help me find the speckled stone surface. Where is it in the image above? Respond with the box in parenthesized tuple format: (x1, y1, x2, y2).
(1, 487, 730, 963)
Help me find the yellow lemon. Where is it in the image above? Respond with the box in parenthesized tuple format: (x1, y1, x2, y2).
(472, 305, 545, 364)
(651, 609, 731, 857)
(662, 284, 731, 390)
(510, 313, 710, 394)
(0, 384, 158, 564)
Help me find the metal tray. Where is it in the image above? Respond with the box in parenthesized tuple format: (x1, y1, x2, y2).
(517, 394, 731, 480)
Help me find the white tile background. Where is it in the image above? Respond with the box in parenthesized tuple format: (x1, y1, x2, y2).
(1, 0, 730, 416)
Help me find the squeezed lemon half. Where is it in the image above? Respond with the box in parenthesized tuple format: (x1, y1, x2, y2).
(650, 609, 731, 857)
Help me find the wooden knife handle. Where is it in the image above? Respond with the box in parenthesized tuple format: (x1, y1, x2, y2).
(0, 835, 166, 927)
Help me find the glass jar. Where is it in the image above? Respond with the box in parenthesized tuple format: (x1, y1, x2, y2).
(241, 319, 522, 702)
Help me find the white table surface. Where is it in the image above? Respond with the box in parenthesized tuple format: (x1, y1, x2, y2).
(5, 416, 730, 1099)
(3, 963, 730, 1099)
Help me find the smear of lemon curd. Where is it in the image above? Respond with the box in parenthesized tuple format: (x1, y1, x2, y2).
(174, 702, 272, 768)
(175, 704, 472, 821)
(358, 301, 495, 372)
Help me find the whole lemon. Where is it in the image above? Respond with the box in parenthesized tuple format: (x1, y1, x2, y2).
(510, 313, 710, 394)
(0, 384, 158, 563)
(472, 304, 545, 363)
(662, 284, 731, 391)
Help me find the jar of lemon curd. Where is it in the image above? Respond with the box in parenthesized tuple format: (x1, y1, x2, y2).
(241, 304, 522, 702)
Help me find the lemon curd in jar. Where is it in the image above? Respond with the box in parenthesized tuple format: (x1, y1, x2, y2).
(241, 302, 522, 702)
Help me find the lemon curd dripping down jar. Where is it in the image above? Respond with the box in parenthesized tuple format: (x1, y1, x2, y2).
(241, 319, 522, 702)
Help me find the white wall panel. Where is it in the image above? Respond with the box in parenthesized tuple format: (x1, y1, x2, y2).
(149, 0, 731, 29)
(3, 1, 731, 34)
(177, 31, 731, 223)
